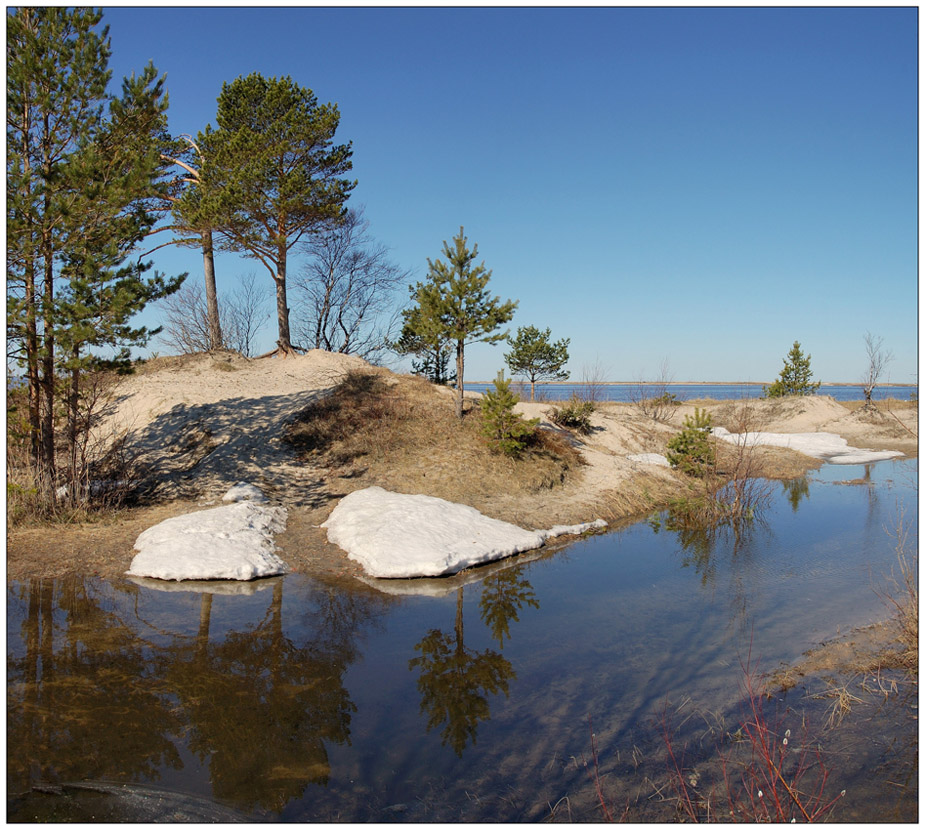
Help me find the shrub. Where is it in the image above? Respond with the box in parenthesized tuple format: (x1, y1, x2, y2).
(480, 371, 539, 457)
(666, 408, 715, 476)
(548, 395, 595, 434)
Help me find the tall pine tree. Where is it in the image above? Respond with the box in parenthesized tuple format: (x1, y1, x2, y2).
(406, 228, 517, 418)
(7, 6, 111, 495)
(195, 73, 356, 356)
(7, 8, 183, 508)
(147, 134, 224, 351)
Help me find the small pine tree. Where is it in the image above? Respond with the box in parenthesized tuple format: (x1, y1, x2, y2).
(480, 371, 539, 457)
(504, 325, 570, 401)
(405, 228, 518, 418)
(393, 315, 456, 385)
(764, 341, 821, 398)
(666, 408, 715, 476)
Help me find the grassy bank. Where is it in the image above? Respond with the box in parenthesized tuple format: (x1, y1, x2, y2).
(284, 368, 583, 506)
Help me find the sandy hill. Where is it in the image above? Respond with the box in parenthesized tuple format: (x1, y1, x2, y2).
(9, 350, 915, 583)
(96, 350, 915, 525)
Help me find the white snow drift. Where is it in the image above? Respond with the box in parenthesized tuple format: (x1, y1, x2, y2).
(711, 427, 904, 465)
(127, 485, 287, 581)
(321, 486, 606, 578)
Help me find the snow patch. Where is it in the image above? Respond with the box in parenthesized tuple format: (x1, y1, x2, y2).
(222, 481, 268, 503)
(711, 427, 904, 465)
(627, 453, 671, 467)
(321, 487, 605, 578)
(544, 519, 609, 538)
(127, 498, 288, 581)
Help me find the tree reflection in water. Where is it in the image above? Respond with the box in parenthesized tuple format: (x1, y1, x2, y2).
(782, 476, 811, 512)
(409, 564, 538, 756)
(7, 575, 389, 816)
(7, 577, 182, 792)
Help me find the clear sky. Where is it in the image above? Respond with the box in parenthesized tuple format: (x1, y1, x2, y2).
(101, 5, 918, 384)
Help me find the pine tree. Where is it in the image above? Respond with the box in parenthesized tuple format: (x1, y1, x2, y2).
(394, 306, 456, 385)
(8, 7, 113, 498)
(764, 341, 821, 398)
(504, 325, 570, 401)
(148, 134, 224, 351)
(7, 8, 183, 508)
(195, 73, 356, 356)
(406, 228, 517, 418)
(479, 372, 539, 457)
(665, 408, 715, 476)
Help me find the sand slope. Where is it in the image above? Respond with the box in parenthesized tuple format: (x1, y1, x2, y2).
(96, 353, 915, 519)
(96, 350, 369, 504)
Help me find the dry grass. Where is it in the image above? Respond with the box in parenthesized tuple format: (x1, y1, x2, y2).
(284, 369, 583, 509)
(839, 396, 917, 413)
(6, 372, 148, 526)
(878, 508, 918, 672)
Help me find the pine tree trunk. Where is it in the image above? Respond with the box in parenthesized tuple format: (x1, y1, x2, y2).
(202, 230, 223, 350)
(18, 101, 42, 466)
(275, 241, 294, 355)
(455, 341, 465, 418)
(39, 220, 56, 504)
(67, 357, 80, 506)
(24, 260, 41, 466)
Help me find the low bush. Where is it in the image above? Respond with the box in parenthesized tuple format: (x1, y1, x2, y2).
(548, 395, 595, 434)
(659, 651, 846, 823)
(480, 372, 539, 457)
(666, 408, 715, 476)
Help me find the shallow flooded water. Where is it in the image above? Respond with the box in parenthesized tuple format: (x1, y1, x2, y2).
(8, 459, 917, 822)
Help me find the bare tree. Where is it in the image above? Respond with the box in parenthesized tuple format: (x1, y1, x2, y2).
(631, 357, 681, 423)
(223, 272, 271, 358)
(158, 273, 270, 357)
(158, 281, 214, 355)
(578, 356, 610, 405)
(293, 207, 408, 363)
(861, 331, 894, 409)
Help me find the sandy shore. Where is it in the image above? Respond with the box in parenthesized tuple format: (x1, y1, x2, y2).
(6, 351, 917, 583)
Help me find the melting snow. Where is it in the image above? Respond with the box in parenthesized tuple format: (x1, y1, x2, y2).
(627, 453, 671, 467)
(321, 486, 605, 578)
(222, 482, 269, 503)
(711, 427, 904, 465)
(126, 485, 287, 581)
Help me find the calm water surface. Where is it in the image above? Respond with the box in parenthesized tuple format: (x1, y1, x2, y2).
(467, 382, 916, 402)
(8, 459, 917, 821)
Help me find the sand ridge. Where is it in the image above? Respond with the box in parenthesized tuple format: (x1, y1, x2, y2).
(9, 352, 914, 582)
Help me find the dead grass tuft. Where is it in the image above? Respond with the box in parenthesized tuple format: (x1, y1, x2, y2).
(878, 509, 918, 672)
(839, 397, 917, 413)
(284, 369, 582, 509)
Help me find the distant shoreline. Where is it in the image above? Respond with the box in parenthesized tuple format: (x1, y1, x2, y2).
(470, 380, 917, 387)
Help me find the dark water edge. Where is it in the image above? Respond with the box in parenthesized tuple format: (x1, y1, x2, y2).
(7, 459, 918, 822)
(467, 381, 916, 402)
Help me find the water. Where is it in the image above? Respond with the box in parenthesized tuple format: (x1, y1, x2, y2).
(7, 459, 917, 822)
(467, 382, 916, 403)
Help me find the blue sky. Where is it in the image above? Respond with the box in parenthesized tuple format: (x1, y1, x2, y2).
(102, 6, 917, 383)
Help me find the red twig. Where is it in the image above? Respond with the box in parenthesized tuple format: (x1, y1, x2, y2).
(587, 718, 614, 822)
